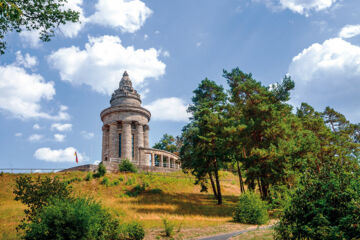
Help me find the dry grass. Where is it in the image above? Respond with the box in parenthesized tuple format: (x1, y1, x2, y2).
(229, 229, 274, 240)
(0, 171, 272, 240)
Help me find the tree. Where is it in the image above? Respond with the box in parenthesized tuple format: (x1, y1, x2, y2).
(223, 68, 300, 199)
(153, 134, 178, 153)
(180, 78, 228, 204)
(0, 0, 80, 54)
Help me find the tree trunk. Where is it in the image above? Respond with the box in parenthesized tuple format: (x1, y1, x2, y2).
(257, 176, 263, 198)
(208, 172, 218, 198)
(261, 178, 268, 199)
(214, 159, 222, 205)
(237, 161, 245, 193)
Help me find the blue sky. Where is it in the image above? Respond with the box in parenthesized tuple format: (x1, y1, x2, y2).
(1, 0, 359, 168)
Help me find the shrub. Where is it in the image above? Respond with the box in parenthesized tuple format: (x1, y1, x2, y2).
(149, 188, 162, 194)
(162, 218, 175, 237)
(125, 222, 145, 240)
(233, 191, 269, 225)
(111, 179, 120, 186)
(274, 166, 360, 240)
(101, 176, 110, 186)
(125, 183, 147, 197)
(94, 162, 106, 178)
(125, 176, 136, 186)
(85, 172, 93, 181)
(21, 197, 121, 240)
(13, 175, 71, 228)
(119, 176, 124, 181)
(119, 159, 138, 173)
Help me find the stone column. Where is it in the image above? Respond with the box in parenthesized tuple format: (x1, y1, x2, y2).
(151, 153, 155, 166)
(143, 125, 149, 148)
(160, 155, 163, 168)
(167, 158, 171, 168)
(101, 125, 106, 161)
(136, 123, 144, 164)
(122, 122, 132, 160)
(109, 123, 117, 159)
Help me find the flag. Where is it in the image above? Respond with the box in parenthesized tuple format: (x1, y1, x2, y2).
(75, 151, 78, 164)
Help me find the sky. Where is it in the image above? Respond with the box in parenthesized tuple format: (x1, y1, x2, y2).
(0, 0, 359, 169)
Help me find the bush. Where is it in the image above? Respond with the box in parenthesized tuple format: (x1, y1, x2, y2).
(274, 166, 360, 240)
(85, 172, 93, 181)
(119, 159, 138, 173)
(125, 176, 136, 186)
(233, 191, 269, 225)
(94, 162, 106, 178)
(162, 218, 175, 237)
(13, 175, 71, 227)
(125, 222, 145, 240)
(21, 197, 121, 240)
(101, 176, 110, 186)
(111, 179, 120, 186)
(125, 183, 147, 197)
(119, 176, 124, 182)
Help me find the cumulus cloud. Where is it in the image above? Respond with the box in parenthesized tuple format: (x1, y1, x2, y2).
(89, 0, 152, 33)
(254, 0, 338, 16)
(28, 134, 43, 142)
(48, 35, 166, 95)
(339, 24, 360, 39)
(144, 97, 190, 122)
(34, 147, 87, 162)
(15, 133, 22, 137)
(81, 131, 94, 139)
(58, 0, 87, 38)
(0, 56, 70, 120)
(54, 134, 66, 142)
(33, 124, 40, 130)
(289, 38, 360, 122)
(19, 30, 41, 48)
(51, 123, 72, 132)
(15, 51, 38, 69)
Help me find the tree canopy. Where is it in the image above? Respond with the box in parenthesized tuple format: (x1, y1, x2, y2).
(0, 0, 79, 54)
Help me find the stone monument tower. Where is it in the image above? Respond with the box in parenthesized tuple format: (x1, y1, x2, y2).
(100, 71, 180, 171)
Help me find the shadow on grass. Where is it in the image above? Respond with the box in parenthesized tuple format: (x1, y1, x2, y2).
(120, 192, 239, 218)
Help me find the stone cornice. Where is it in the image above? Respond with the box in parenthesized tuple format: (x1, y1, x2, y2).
(100, 105, 151, 122)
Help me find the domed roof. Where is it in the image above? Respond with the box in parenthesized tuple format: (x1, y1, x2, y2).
(110, 71, 141, 106)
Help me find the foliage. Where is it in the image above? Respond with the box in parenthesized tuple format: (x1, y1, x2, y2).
(153, 134, 179, 153)
(180, 78, 228, 204)
(162, 218, 175, 237)
(125, 176, 136, 186)
(267, 184, 293, 211)
(101, 176, 110, 186)
(0, 0, 80, 54)
(274, 164, 360, 240)
(233, 191, 269, 225)
(119, 176, 124, 182)
(21, 197, 122, 240)
(13, 175, 71, 229)
(125, 183, 148, 197)
(94, 162, 106, 178)
(123, 222, 145, 240)
(85, 172, 93, 181)
(119, 159, 138, 173)
(111, 179, 120, 186)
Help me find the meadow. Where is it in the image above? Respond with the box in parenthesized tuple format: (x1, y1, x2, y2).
(0, 171, 274, 240)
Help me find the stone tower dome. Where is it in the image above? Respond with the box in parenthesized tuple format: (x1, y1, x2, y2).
(100, 71, 151, 163)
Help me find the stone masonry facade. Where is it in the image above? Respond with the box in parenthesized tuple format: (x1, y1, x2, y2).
(100, 72, 180, 172)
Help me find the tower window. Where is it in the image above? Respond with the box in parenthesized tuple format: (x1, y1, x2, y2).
(119, 133, 122, 157)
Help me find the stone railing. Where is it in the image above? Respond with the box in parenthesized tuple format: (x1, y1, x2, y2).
(138, 147, 181, 169)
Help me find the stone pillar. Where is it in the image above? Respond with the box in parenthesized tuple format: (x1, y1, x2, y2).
(143, 125, 149, 148)
(101, 125, 107, 161)
(160, 155, 163, 168)
(167, 158, 171, 168)
(122, 122, 132, 160)
(151, 153, 155, 166)
(109, 123, 117, 159)
(136, 123, 143, 164)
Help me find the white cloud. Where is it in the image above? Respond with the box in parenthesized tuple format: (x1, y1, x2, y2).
(19, 30, 41, 48)
(254, 0, 337, 16)
(51, 123, 72, 132)
(196, 42, 202, 47)
(48, 35, 166, 95)
(54, 134, 66, 142)
(89, 0, 152, 33)
(144, 34, 149, 40)
(339, 24, 360, 39)
(28, 134, 43, 142)
(33, 124, 40, 130)
(34, 147, 87, 162)
(81, 131, 94, 139)
(59, 0, 87, 38)
(0, 57, 69, 120)
(162, 50, 170, 58)
(15, 133, 22, 137)
(144, 97, 190, 122)
(289, 38, 360, 122)
(15, 51, 38, 69)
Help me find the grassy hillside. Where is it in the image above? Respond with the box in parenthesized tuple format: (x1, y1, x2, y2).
(0, 171, 273, 240)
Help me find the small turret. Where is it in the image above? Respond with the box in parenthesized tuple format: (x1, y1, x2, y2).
(110, 71, 141, 106)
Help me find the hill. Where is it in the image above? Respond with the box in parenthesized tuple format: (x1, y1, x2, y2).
(0, 171, 273, 240)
